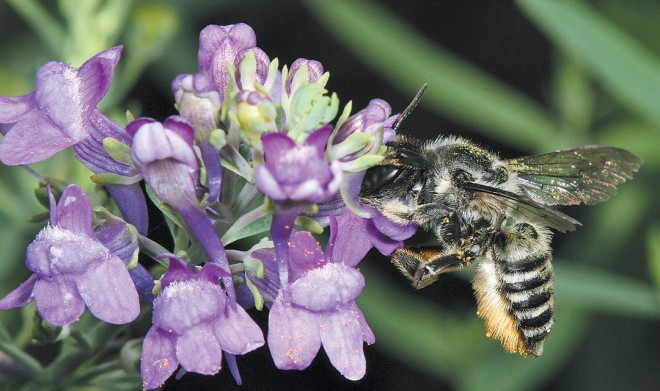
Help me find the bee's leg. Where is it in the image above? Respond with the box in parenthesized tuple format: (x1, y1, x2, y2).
(392, 239, 482, 289)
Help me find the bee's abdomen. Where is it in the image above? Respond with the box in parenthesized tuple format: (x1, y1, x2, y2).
(499, 251, 554, 356)
(473, 223, 554, 356)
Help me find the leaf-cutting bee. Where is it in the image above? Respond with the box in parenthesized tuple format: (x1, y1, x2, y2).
(360, 88, 644, 356)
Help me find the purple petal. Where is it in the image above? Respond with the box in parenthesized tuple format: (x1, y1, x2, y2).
(213, 305, 264, 355)
(0, 113, 78, 165)
(73, 111, 135, 176)
(77, 46, 123, 113)
(34, 62, 88, 141)
(370, 207, 417, 241)
(304, 125, 333, 153)
(290, 263, 364, 311)
(153, 280, 226, 333)
(351, 302, 375, 344)
(128, 264, 155, 301)
(288, 231, 327, 282)
(126, 117, 156, 136)
(26, 226, 108, 277)
(141, 327, 179, 390)
(163, 116, 195, 146)
(104, 184, 149, 236)
(267, 295, 321, 370)
(33, 278, 85, 325)
(319, 304, 367, 380)
(0, 94, 33, 123)
(131, 121, 198, 170)
(94, 216, 138, 263)
(54, 185, 94, 236)
(0, 274, 37, 309)
(198, 262, 229, 285)
(176, 324, 222, 375)
(261, 133, 296, 167)
(76, 256, 139, 324)
(254, 165, 286, 200)
(328, 211, 374, 267)
(198, 24, 256, 74)
(158, 254, 192, 287)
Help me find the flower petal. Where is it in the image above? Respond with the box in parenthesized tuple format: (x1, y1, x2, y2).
(288, 231, 326, 282)
(76, 256, 139, 324)
(261, 132, 296, 167)
(0, 113, 77, 165)
(319, 304, 368, 380)
(213, 304, 264, 355)
(141, 327, 179, 390)
(328, 211, 373, 267)
(267, 295, 321, 370)
(290, 263, 364, 311)
(0, 274, 37, 309)
(77, 46, 122, 109)
(0, 94, 33, 123)
(55, 185, 94, 236)
(33, 278, 85, 326)
(176, 323, 222, 375)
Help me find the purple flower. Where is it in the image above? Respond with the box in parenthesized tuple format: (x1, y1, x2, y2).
(0, 185, 140, 325)
(0, 46, 122, 164)
(256, 231, 375, 380)
(326, 206, 417, 267)
(255, 126, 342, 207)
(198, 24, 269, 100)
(172, 73, 225, 204)
(0, 46, 149, 234)
(140, 255, 264, 389)
(285, 58, 324, 95)
(332, 99, 397, 162)
(128, 116, 235, 298)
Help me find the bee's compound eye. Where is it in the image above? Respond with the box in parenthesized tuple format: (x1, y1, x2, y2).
(452, 169, 472, 185)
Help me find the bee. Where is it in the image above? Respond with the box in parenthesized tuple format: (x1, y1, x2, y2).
(360, 88, 644, 356)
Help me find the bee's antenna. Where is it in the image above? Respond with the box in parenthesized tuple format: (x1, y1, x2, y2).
(393, 83, 428, 132)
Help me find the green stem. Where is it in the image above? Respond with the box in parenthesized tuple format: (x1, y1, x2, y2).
(7, 0, 65, 55)
(0, 339, 43, 378)
(137, 234, 171, 265)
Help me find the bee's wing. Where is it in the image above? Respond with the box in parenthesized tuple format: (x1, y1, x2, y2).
(462, 182, 581, 232)
(506, 146, 643, 206)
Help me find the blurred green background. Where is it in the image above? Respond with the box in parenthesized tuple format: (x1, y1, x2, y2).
(0, 1, 658, 390)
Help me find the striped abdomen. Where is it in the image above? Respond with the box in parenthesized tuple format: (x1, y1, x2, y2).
(473, 222, 555, 356)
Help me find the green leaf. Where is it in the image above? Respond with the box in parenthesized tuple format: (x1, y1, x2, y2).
(554, 262, 660, 319)
(303, 0, 559, 150)
(458, 305, 589, 391)
(357, 263, 480, 381)
(221, 208, 272, 245)
(517, 0, 660, 127)
(646, 225, 660, 290)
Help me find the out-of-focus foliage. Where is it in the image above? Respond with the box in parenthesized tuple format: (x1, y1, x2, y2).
(0, 0, 657, 390)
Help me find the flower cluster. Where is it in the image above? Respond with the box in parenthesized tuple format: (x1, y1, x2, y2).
(0, 23, 416, 388)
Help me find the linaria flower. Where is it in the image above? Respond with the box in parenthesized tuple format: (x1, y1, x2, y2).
(172, 72, 224, 203)
(253, 230, 374, 380)
(0, 45, 149, 234)
(198, 23, 266, 100)
(0, 185, 140, 325)
(0, 46, 122, 165)
(328, 99, 398, 216)
(128, 116, 235, 302)
(326, 206, 417, 267)
(255, 126, 342, 207)
(255, 125, 342, 287)
(140, 255, 264, 390)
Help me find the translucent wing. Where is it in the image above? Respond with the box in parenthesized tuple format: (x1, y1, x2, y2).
(462, 182, 580, 232)
(507, 146, 643, 206)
